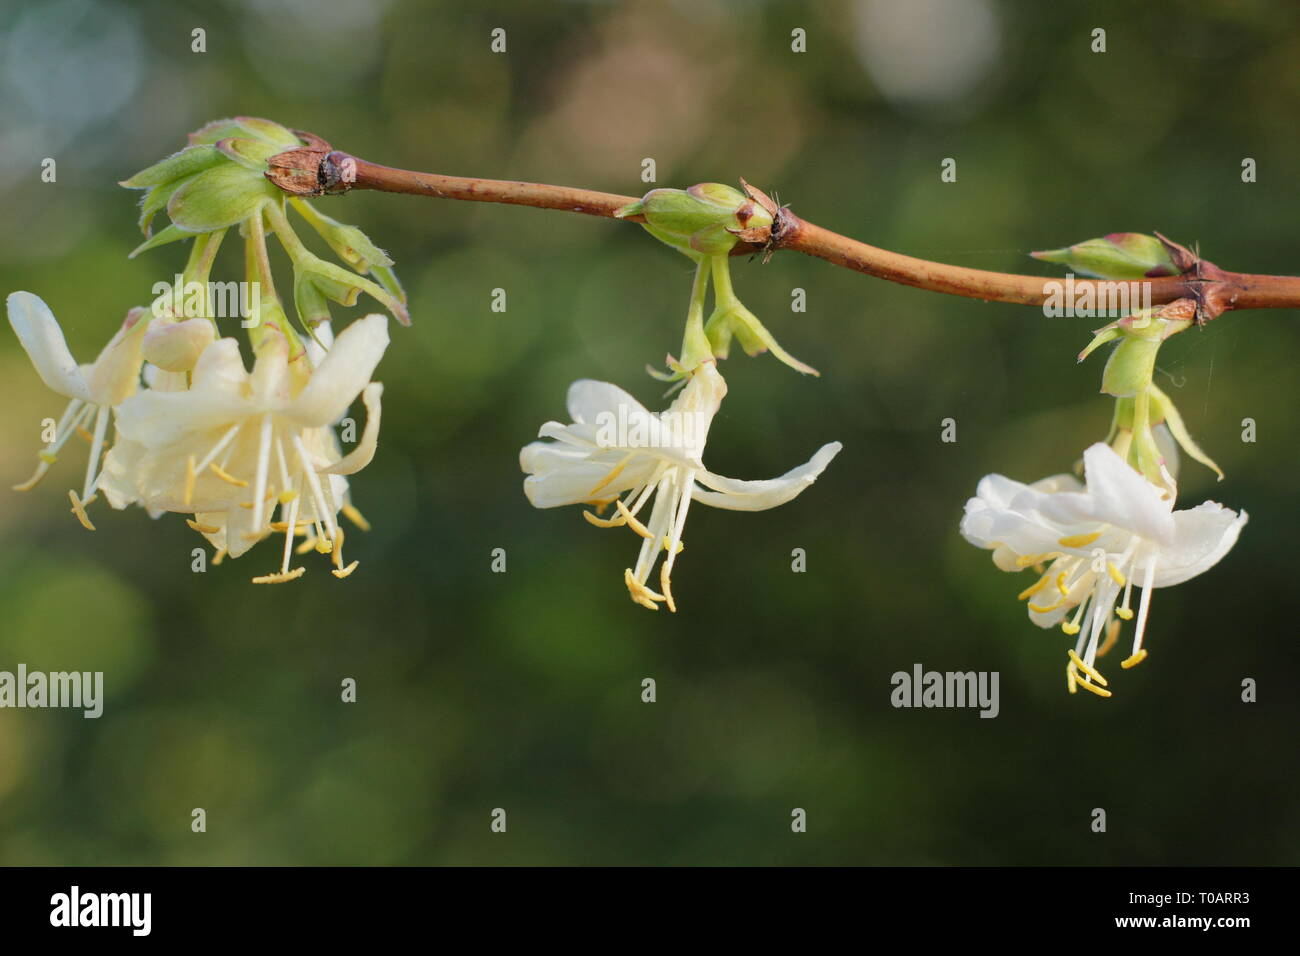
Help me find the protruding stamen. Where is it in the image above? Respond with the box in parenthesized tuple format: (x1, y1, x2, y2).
(1131, 559, 1157, 659)
(279, 491, 301, 575)
(1073, 675, 1112, 699)
(1097, 619, 1121, 658)
(615, 500, 653, 539)
(332, 560, 359, 579)
(186, 519, 222, 534)
(1068, 649, 1108, 687)
(1121, 649, 1148, 669)
(341, 502, 371, 531)
(583, 509, 625, 529)
(81, 405, 110, 501)
(624, 567, 664, 610)
(1106, 562, 1126, 587)
(251, 567, 306, 584)
(251, 414, 274, 531)
(68, 490, 96, 531)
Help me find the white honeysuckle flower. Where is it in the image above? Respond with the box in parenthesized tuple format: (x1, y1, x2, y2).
(6, 291, 151, 529)
(103, 314, 388, 582)
(521, 361, 842, 611)
(961, 442, 1247, 697)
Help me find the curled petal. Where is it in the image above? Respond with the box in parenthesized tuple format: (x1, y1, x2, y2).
(692, 441, 842, 511)
(321, 383, 383, 476)
(7, 291, 91, 401)
(286, 314, 389, 427)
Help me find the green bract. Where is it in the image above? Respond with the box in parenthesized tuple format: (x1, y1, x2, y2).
(120, 117, 410, 333)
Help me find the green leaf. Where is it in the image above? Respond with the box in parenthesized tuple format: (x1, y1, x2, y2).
(119, 145, 222, 189)
(129, 223, 192, 258)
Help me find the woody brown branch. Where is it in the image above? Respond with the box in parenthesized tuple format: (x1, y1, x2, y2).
(265, 138, 1300, 320)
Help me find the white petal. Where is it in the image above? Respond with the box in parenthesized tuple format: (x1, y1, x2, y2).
(321, 383, 383, 476)
(692, 441, 842, 511)
(86, 307, 151, 406)
(286, 314, 389, 427)
(7, 291, 91, 400)
(1144, 503, 1247, 587)
(566, 379, 647, 425)
(1040, 443, 1175, 545)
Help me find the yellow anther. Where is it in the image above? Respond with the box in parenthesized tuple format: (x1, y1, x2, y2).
(186, 519, 222, 534)
(1056, 572, 1069, 597)
(341, 503, 371, 531)
(209, 462, 248, 487)
(1106, 562, 1126, 587)
(251, 567, 306, 584)
(332, 560, 359, 579)
(1017, 574, 1050, 601)
(1067, 649, 1108, 687)
(587, 453, 633, 497)
(1028, 598, 1067, 614)
(1074, 676, 1113, 699)
(1016, 551, 1063, 568)
(659, 565, 677, 612)
(212, 548, 226, 565)
(1098, 619, 1121, 658)
(583, 497, 616, 515)
(662, 536, 683, 554)
(1116, 607, 1134, 621)
(67, 490, 96, 531)
(624, 568, 664, 610)
(615, 500, 653, 539)
(315, 536, 333, 554)
(1121, 649, 1148, 669)
(38, 451, 58, 465)
(295, 535, 319, 555)
(1061, 621, 1081, 636)
(184, 455, 196, 507)
(1067, 665, 1078, 694)
(582, 509, 625, 529)
(75, 425, 94, 443)
(1058, 531, 1101, 548)
(278, 489, 298, 505)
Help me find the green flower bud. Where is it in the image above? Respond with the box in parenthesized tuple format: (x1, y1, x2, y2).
(616, 183, 773, 258)
(1032, 233, 1179, 280)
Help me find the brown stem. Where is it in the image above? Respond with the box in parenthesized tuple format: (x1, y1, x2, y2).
(265, 143, 1300, 319)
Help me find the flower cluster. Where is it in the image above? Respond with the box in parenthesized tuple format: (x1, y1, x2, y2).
(7, 118, 400, 582)
(8, 292, 388, 582)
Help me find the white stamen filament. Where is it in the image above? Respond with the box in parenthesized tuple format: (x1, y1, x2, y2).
(1132, 558, 1158, 657)
(251, 414, 273, 530)
(81, 405, 110, 500)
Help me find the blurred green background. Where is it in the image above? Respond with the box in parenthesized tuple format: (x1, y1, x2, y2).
(0, 0, 1295, 865)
